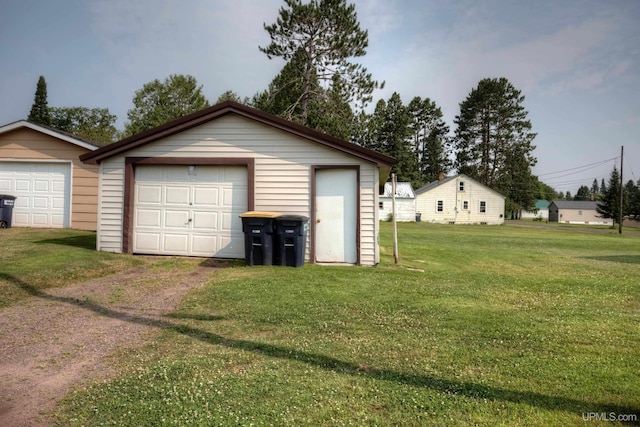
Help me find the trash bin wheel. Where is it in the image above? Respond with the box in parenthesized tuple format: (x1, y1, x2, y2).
(0, 221, 7, 228)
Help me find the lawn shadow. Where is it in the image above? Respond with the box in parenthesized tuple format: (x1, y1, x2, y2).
(3, 271, 639, 423)
(583, 255, 640, 264)
(36, 234, 96, 250)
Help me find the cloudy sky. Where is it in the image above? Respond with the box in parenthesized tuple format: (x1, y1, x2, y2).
(1, 0, 638, 194)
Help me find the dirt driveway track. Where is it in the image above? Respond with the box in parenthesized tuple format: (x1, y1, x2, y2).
(0, 258, 222, 427)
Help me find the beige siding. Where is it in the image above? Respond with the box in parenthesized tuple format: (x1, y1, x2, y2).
(97, 115, 379, 265)
(416, 176, 505, 224)
(0, 128, 98, 230)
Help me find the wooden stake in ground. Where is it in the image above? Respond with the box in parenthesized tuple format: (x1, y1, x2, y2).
(392, 173, 399, 264)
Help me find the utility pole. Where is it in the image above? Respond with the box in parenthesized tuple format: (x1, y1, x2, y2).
(619, 145, 624, 234)
(392, 174, 399, 264)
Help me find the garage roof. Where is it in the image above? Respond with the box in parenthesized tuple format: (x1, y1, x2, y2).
(0, 120, 103, 151)
(79, 101, 396, 169)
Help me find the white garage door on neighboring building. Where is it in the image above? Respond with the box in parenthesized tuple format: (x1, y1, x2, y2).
(0, 161, 71, 228)
(133, 165, 247, 257)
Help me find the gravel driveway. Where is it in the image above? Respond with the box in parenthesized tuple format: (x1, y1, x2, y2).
(0, 257, 223, 427)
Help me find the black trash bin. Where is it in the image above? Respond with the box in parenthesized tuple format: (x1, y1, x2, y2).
(0, 195, 17, 229)
(240, 211, 280, 266)
(275, 215, 309, 267)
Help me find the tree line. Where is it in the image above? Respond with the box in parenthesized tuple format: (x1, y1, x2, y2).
(24, 0, 629, 221)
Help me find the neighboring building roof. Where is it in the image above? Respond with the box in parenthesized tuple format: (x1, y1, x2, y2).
(550, 200, 599, 210)
(0, 120, 103, 150)
(414, 174, 506, 199)
(534, 199, 550, 209)
(382, 182, 415, 198)
(79, 101, 396, 169)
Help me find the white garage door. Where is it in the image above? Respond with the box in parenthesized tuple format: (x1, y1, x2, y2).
(133, 165, 247, 257)
(0, 161, 71, 228)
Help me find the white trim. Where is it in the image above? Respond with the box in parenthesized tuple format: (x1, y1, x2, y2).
(0, 120, 100, 151)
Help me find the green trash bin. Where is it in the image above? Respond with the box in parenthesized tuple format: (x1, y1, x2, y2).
(275, 215, 309, 267)
(0, 195, 16, 228)
(240, 211, 281, 266)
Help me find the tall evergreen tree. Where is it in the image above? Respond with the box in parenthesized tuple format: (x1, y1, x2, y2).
(590, 178, 599, 198)
(574, 185, 591, 201)
(453, 77, 537, 211)
(407, 96, 451, 185)
(28, 76, 51, 126)
(596, 166, 622, 225)
(259, 0, 380, 128)
(628, 179, 640, 221)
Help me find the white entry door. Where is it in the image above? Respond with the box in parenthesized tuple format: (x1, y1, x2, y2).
(0, 161, 70, 227)
(315, 168, 357, 264)
(133, 165, 247, 257)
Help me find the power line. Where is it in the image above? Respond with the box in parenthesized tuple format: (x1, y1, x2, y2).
(538, 157, 618, 179)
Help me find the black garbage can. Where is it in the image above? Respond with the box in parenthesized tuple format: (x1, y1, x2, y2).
(240, 212, 280, 266)
(275, 215, 309, 267)
(0, 195, 17, 228)
(416, 212, 422, 222)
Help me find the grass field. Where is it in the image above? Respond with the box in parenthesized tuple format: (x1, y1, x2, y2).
(7, 223, 639, 426)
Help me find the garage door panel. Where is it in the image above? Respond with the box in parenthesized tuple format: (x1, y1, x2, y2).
(137, 185, 162, 204)
(135, 232, 161, 252)
(192, 211, 217, 230)
(165, 186, 191, 205)
(0, 161, 70, 228)
(133, 165, 247, 257)
(136, 209, 161, 227)
(164, 210, 190, 228)
(163, 233, 189, 253)
(193, 187, 219, 207)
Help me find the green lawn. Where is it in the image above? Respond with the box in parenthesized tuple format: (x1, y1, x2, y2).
(12, 223, 640, 426)
(0, 228, 142, 307)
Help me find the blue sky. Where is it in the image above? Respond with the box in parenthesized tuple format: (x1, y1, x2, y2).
(1, 0, 638, 195)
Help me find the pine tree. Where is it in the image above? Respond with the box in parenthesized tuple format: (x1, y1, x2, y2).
(574, 185, 591, 201)
(597, 167, 622, 225)
(259, 0, 380, 127)
(454, 77, 537, 211)
(27, 76, 51, 126)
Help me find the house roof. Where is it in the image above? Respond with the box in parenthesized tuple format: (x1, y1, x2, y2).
(550, 200, 599, 210)
(0, 120, 103, 151)
(79, 101, 396, 170)
(382, 182, 415, 198)
(414, 174, 506, 199)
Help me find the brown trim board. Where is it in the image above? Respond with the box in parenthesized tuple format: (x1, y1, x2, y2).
(122, 157, 255, 254)
(310, 165, 361, 265)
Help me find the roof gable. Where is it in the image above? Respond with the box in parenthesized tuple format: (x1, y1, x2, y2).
(80, 101, 395, 167)
(0, 120, 102, 151)
(414, 174, 506, 199)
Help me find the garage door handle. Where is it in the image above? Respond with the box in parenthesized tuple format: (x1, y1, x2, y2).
(316, 218, 321, 223)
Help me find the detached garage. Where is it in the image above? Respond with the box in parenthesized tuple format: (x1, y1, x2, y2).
(80, 101, 395, 265)
(0, 121, 102, 230)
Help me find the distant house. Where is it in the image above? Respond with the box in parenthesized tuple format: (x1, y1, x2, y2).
(521, 199, 550, 220)
(379, 182, 416, 222)
(548, 200, 612, 225)
(415, 174, 505, 224)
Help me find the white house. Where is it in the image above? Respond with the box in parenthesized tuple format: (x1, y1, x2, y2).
(415, 174, 505, 224)
(520, 199, 550, 220)
(80, 101, 395, 266)
(379, 181, 416, 222)
(548, 200, 612, 225)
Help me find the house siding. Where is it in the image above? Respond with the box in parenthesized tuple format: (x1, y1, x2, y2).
(415, 175, 505, 224)
(97, 115, 379, 265)
(548, 201, 612, 225)
(379, 198, 416, 222)
(0, 127, 98, 230)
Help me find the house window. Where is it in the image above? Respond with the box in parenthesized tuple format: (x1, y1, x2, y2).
(578, 210, 582, 216)
(463, 200, 469, 210)
(459, 181, 465, 191)
(379, 202, 384, 209)
(479, 201, 486, 213)
(437, 200, 444, 212)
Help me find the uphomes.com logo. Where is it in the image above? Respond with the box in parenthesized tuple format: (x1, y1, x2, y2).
(582, 412, 637, 422)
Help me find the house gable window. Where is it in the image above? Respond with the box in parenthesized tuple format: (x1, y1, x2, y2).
(463, 200, 469, 210)
(459, 181, 465, 191)
(479, 201, 486, 213)
(437, 200, 444, 212)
